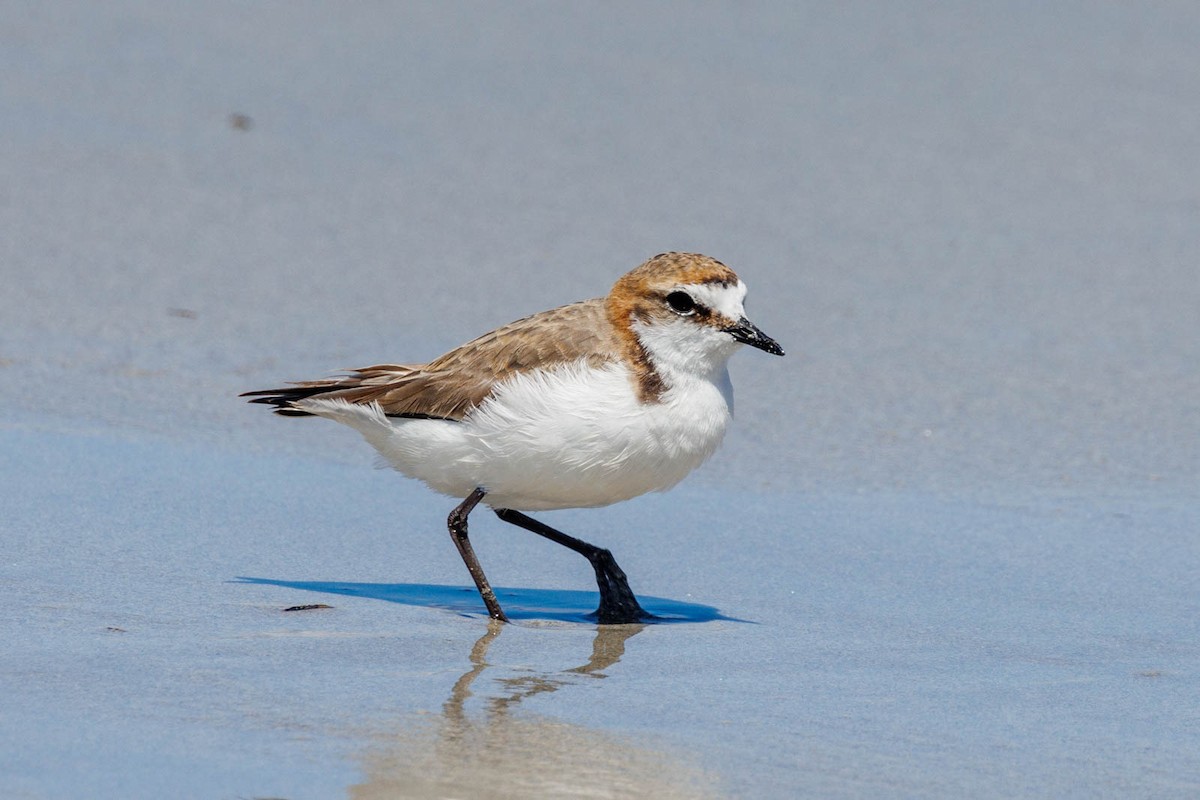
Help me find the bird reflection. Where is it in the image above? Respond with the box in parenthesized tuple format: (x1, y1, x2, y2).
(448, 620, 641, 721)
(349, 622, 718, 800)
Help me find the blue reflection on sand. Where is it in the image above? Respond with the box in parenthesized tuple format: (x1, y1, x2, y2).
(236, 577, 742, 623)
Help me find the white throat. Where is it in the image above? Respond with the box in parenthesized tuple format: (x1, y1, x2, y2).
(630, 279, 748, 390)
(632, 317, 740, 389)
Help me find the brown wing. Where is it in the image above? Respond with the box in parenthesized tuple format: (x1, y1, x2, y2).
(242, 298, 622, 420)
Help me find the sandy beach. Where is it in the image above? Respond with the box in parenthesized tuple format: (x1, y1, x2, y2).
(3, 3, 1198, 797)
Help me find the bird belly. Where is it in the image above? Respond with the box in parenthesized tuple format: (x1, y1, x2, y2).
(457, 362, 732, 510)
(304, 361, 733, 511)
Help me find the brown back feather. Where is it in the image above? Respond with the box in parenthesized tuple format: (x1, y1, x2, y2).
(244, 299, 623, 420)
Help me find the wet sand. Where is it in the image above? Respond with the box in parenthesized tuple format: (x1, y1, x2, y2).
(3, 2, 1199, 797)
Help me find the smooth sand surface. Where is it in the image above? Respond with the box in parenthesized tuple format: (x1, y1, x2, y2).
(3, 3, 1198, 798)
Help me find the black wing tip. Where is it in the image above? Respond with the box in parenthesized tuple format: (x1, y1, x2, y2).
(241, 388, 318, 416)
(273, 406, 314, 417)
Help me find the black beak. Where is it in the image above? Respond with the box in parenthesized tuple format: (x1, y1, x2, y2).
(724, 318, 784, 356)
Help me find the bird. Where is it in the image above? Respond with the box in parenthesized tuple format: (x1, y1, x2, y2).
(242, 252, 784, 623)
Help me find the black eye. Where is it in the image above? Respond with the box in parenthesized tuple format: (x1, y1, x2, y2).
(665, 291, 697, 315)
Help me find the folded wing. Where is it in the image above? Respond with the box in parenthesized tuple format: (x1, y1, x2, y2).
(242, 298, 621, 421)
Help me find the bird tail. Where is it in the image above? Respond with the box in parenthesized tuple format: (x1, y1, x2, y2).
(240, 384, 337, 416)
(240, 364, 419, 416)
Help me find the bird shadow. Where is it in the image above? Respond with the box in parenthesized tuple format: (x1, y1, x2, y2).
(235, 577, 746, 624)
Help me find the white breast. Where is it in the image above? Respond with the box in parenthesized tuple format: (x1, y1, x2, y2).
(302, 359, 733, 512)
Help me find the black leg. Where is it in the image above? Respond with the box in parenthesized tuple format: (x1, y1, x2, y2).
(448, 488, 508, 622)
(493, 508, 649, 624)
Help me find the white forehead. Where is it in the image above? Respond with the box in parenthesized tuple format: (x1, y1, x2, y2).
(681, 280, 747, 321)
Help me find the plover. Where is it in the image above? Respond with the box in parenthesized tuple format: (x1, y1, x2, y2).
(243, 252, 783, 623)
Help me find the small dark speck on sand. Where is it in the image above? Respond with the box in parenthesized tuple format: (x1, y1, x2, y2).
(283, 604, 333, 612)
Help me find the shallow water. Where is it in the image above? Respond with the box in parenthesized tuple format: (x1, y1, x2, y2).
(3, 427, 1197, 797)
